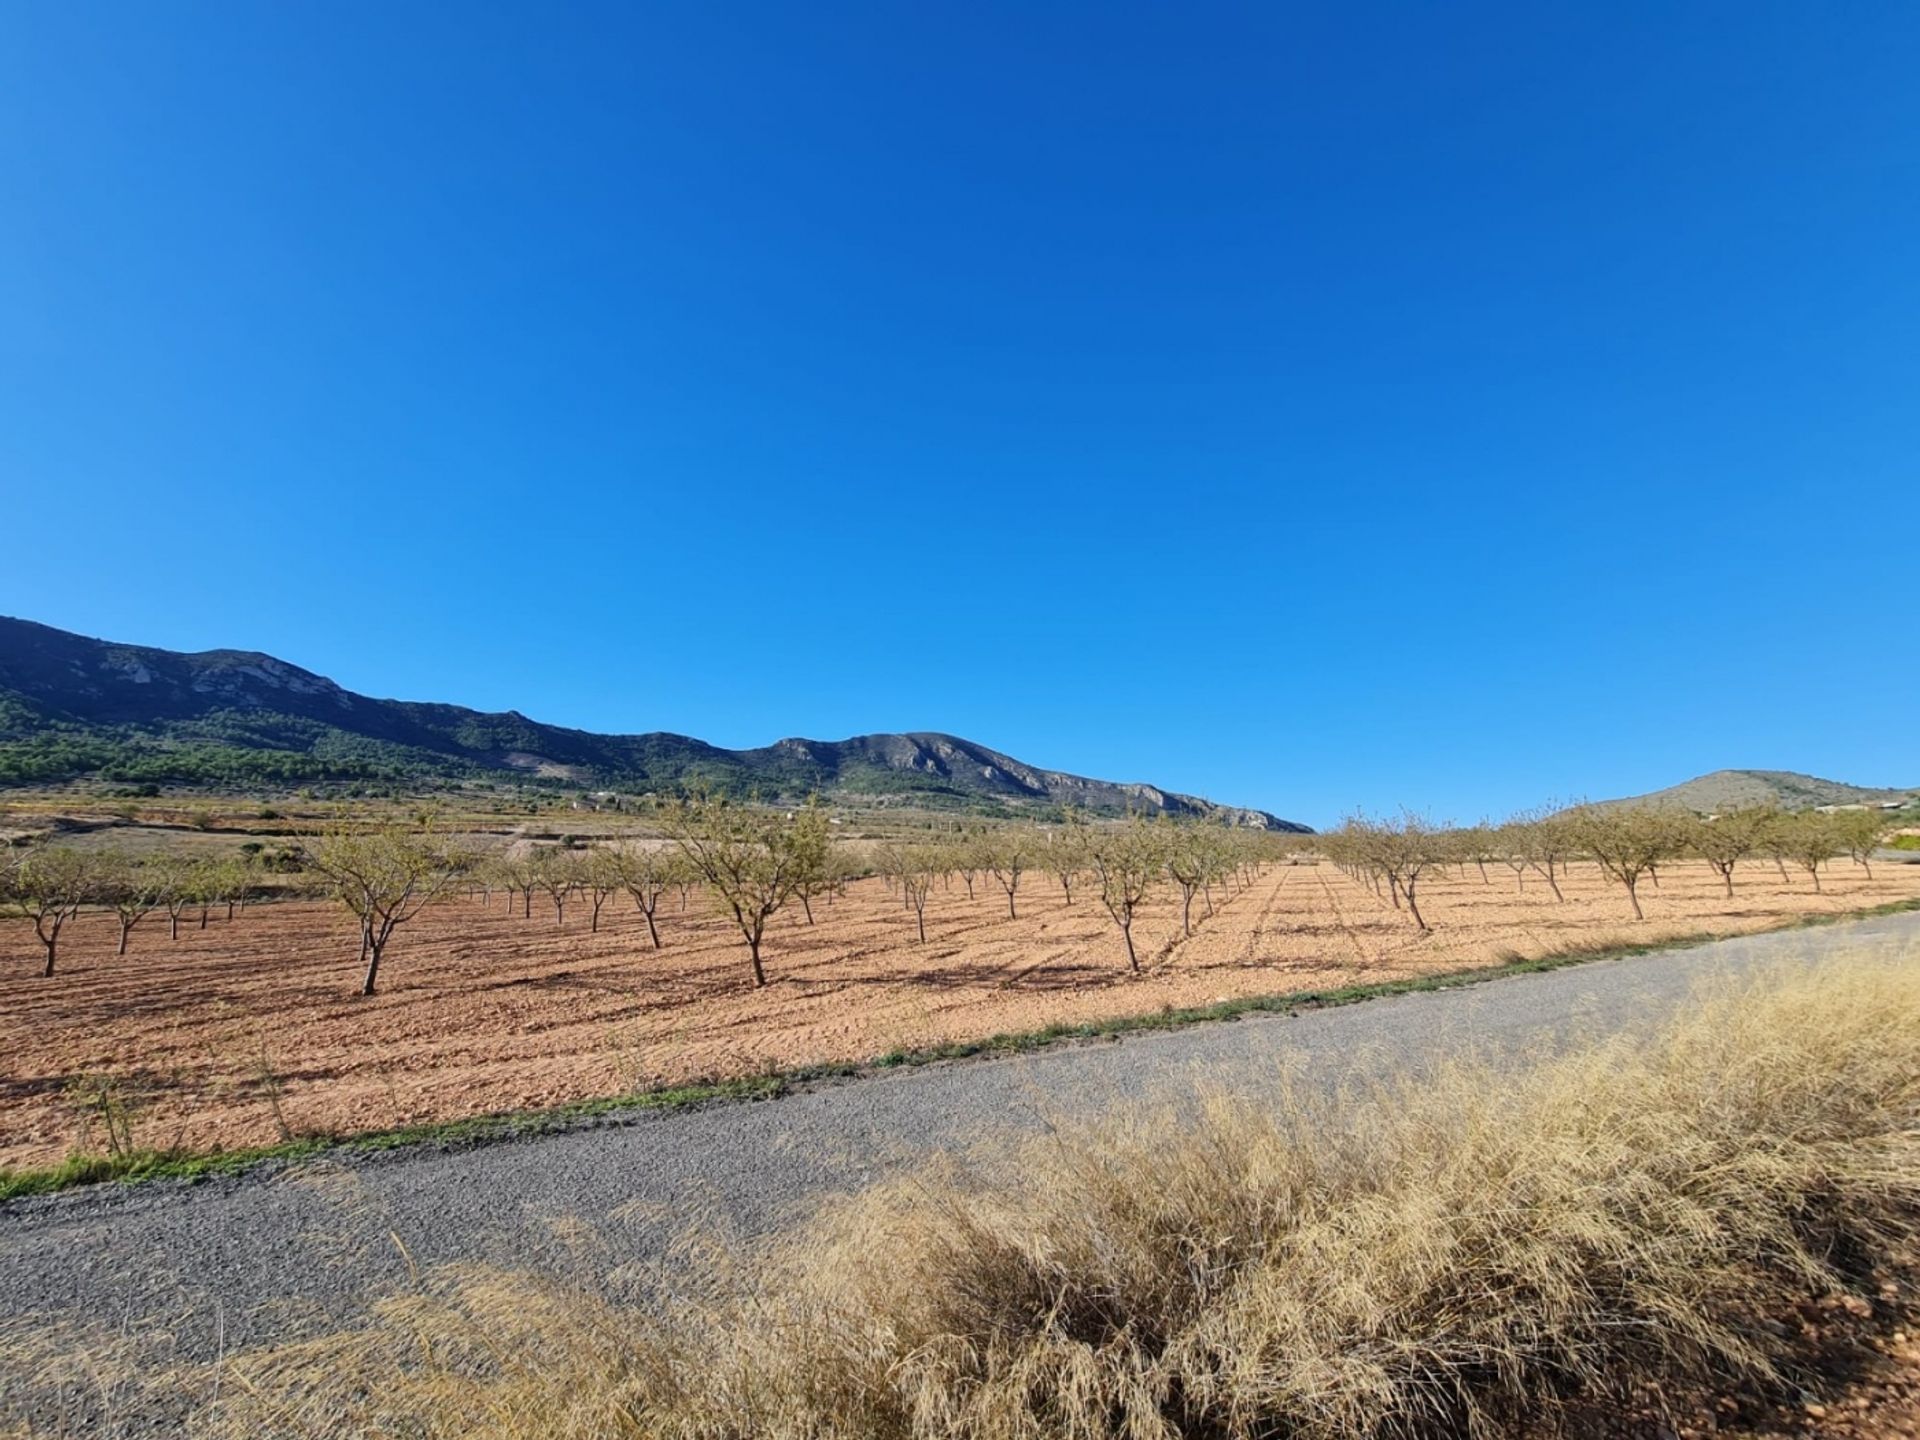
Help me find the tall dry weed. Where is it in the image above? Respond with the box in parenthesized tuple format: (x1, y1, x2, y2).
(184, 953, 1920, 1439)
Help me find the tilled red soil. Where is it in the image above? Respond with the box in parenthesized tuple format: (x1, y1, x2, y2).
(3, 858, 1915, 1169)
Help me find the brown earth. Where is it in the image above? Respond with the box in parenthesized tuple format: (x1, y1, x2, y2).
(3, 857, 1918, 1171)
(1598, 1252, 1920, 1440)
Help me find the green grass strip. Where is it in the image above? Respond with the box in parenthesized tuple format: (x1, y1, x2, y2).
(5, 896, 1917, 1204)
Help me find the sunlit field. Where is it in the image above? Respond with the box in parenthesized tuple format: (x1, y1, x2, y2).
(4, 850, 1914, 1169)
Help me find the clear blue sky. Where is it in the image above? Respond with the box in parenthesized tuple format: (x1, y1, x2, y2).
(3, 4, 1916, 828)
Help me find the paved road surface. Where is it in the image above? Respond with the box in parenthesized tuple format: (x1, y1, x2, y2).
(1, 911, 1914, 1433)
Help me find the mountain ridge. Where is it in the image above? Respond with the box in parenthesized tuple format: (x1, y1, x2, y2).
(0, 617, 1308, 831)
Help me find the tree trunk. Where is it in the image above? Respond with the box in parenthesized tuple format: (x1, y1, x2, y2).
(118, 920, 132, 956)
(226, 899, 236, 922)
(40, 932, 56, 978)
(748, 934, 767, 988)
(170, 913, 181, 941)
(1405, 882, 1428, 933)
(1625, 876, 1644, 920)
(801, 892, 814, 925)
(1121, 921, 1139, 973)
(915, 908, 926, 944)
(360, 941, 382, 997)
(1005, 891, 1017, 920)
(523, 891, 532, 919)
(1181, 889, 1193, 937)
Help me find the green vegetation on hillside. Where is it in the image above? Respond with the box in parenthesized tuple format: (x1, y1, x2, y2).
(0, 617, 1300, 826)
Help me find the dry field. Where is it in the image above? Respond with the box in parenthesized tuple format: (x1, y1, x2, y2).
(2, 856, 1917, 1170)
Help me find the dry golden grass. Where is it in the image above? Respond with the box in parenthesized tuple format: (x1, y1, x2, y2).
(169, 949, 1920, 1440)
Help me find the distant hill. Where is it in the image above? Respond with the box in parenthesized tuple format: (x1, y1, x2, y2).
(0, 617, 1307, 831)
(1601, 769, 1918, 814)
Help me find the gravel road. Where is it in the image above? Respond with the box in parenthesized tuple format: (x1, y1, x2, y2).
(2, 911, 1915, 1434)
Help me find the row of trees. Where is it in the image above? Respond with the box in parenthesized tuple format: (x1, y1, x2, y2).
(1323, 805, 1895, 928)
(469, 807, 1278, 979)
(5, 799, 1898, 993)
(320, 802, 1281, 988)
(870, 816, 1273, 970)
(0, 847, 264, 976)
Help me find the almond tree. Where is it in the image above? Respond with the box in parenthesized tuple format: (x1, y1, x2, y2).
(953, 828, 984, 901)
(220, 854, 259, 922)
(986, 830, 1030, 920)
(497, 852, 537, 919)
(1361, 811, 1446, 933)
(1198, 829, 1236, 915)
(1089, 817, 1163, 971)
(1834, 809, 1887, 879)
(1318, 821, 1379, 897)
(1520, 810, 1573, 902)
(1495, 821, 1532, 893)
(9, 846, 99, 977)
(1691, 806, 1769, 898)
(1570, 806, 1672, 920)
(1641, 809, 1691, 891)
(888, 843, 938, 944)
(1755, 809, 1797, 883)
(533, 846, 580, 927)
(1043, 813, 1089, 906)
(608, 840, 677, 949)
(1164, 821, 1216, 937)
(1781, 811, 1843, 893)
(581, 847, 622, 933)
(786, 799, 832, 925)
(307, 825, 470, 996)
(664, 794, 809, 988)
(1459, 823, 1497, 885)
(159, 856, 198, 940)
(194, 859, 217, 929)
(824, 844, 858, 905)
(100, 851, 166, 956)
(876, 842, 911, 911)
(209, 854, 254, 923)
